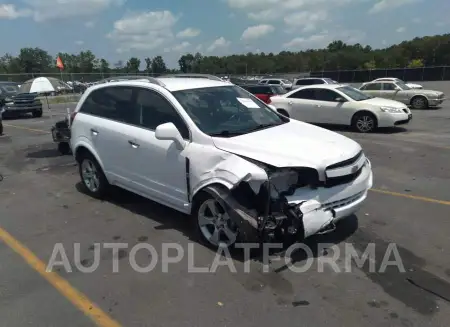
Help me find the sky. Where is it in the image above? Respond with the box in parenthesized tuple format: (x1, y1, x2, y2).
(0, 0, 449, 68)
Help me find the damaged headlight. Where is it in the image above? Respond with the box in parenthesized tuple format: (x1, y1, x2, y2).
(269, 167, 320, 197)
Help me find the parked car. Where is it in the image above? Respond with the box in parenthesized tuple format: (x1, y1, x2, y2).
(270, 84, 412, 133)
(70, 77, 373, 249)
(0, 82, 43, 118)
(359, 80, 445, 109)
(369, 78, 422, 89)
(258, 78, 292, 90)
(292, 77, 339, 89)
(239, 84, 286, 104)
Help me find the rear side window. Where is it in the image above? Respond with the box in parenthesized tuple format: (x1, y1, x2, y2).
(288, 89, 316, 99)
(268, 80, 281, 84)
(79, 86, 137, 124)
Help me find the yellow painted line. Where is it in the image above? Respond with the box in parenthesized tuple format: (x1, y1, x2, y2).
(3, 123, 50, 134)
(370, 188, 450, 206)
(0, 227, 122, 327)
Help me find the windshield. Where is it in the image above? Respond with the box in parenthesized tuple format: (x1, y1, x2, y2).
(395, 81, 411, 90)
(337, 85, 372, 101)
(172, 86, 286, 137)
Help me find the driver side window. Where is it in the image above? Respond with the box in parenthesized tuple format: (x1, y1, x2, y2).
(135, 88, 190, 139)
(382, 83, 397, 91)
(288, 89, 315, 99)
(314, 89, 342, 102)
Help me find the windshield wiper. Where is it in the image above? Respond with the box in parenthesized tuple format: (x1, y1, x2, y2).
(209, 130, 246, 137)
(241, 122, 282, 134)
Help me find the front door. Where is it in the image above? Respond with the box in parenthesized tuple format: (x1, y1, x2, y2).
(311, 88, 348, 125)
(126, 87, 191, 210)
(361, 82, 382, 98)
(380, 82, 399, 100)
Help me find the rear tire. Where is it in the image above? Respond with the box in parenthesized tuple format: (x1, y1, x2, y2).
(410, 96, 428, 109)
(352, 112, 377, 133)
(277, 109, 289, 117)
(77, 151, 109, 198)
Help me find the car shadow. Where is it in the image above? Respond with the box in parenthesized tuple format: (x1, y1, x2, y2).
(316, 124, 408, 134)
(75, 182, 359, 264)
(26, 144, 63, 159)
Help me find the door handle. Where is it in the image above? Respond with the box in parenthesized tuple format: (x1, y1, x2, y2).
(90, 128, 98, 135)
(128, 140, 140, 148)
(288, 101, 293, 105)
(315, 105, 321, 107)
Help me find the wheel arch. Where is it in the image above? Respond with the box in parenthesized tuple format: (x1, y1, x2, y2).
(73, 142, 105, 173)
(351, 110, 379, 126)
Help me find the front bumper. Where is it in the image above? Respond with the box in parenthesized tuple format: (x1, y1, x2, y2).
(3, 103, 42, 115)
(428, 98, 446, 106)
(284, 160, 373, 222)
(378, 111, 411, 127)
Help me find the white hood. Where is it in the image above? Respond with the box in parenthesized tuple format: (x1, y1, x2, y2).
(212, 120, 362, 173)
(359, 97, 406, 108)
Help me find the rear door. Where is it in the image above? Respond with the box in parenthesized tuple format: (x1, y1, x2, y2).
(76, 86, 139, 187)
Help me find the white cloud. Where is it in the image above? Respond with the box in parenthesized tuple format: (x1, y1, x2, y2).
(283, 29, 365, 49)
(241, 24, 274, 41)
(369, 0, 419, 14)
(207, 37, 231, 52)
(85, 21, 95, 28)
(172, 41, 191, 52)
(0, 4, 31, 19)
(176, 27, 201, 38)
(75, 40, 84, 45)
(284, 10, 327, 32)
(21, 0, 124, 22)
(107, 10, 179, 53)
(396, 26, 405, 33)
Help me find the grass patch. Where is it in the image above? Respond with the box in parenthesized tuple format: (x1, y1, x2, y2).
(38, 94, 81, 105)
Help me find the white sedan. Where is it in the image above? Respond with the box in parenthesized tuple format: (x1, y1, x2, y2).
(270, 84, 412, 133)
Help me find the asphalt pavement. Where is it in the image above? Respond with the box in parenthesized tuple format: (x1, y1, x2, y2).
(0, 102, 450, 327)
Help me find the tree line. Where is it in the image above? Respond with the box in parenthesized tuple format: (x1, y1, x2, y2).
(0, 34, 448, 79)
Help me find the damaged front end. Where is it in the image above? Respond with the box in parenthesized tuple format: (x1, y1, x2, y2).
(203, 162, 335, 245)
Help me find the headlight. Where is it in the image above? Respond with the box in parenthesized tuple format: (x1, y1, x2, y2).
(4, 97, 13, 103)
(380, 106, 403, 113)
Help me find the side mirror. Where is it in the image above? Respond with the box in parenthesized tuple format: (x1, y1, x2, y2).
(335, 97, 346, 102)
(155, 122, 186, 150)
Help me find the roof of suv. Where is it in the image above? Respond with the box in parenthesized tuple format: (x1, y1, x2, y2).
(87, 78, 230, 93)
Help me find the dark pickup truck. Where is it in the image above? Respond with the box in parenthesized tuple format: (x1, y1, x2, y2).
(0, 82, 43, 118)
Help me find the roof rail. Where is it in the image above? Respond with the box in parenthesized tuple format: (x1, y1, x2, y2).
(99, 76, 166, 88)
(159, 73, 224, 81)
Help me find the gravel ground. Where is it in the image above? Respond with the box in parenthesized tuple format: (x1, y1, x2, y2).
(0, 101, 449, 327)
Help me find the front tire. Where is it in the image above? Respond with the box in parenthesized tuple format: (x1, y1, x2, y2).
(410, 96, 428, 109)
(352, 112, 377, 133)
(192, 191, 239, 249)
(78, 152, 109, 198)
(32, 109, 43, 118)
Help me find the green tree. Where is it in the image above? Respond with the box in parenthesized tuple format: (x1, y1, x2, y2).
(126, 57, 140, 73)
(408, 59, 424, 68)
(151, 56, 167, 74)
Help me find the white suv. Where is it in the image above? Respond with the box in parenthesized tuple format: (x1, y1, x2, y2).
(70, 77, 373, 249)
(258, 78, 293, 90)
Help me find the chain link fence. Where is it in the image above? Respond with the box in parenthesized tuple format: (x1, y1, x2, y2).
(1, 66, 449, 86)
